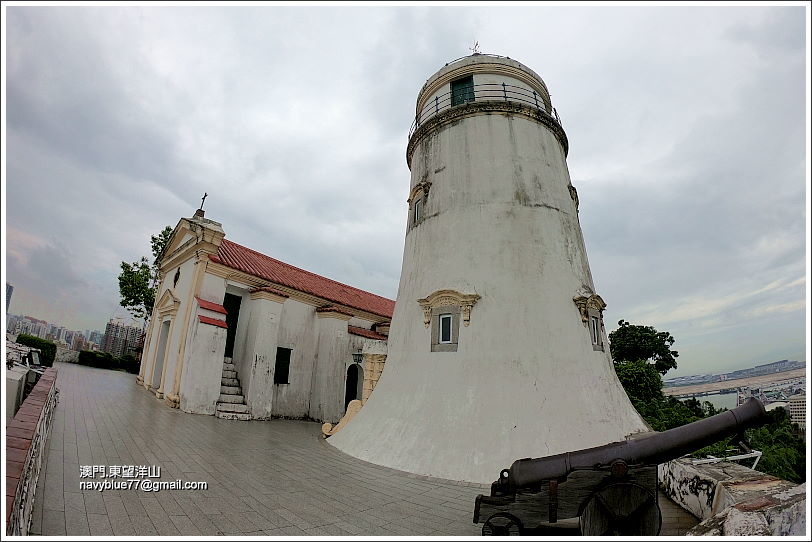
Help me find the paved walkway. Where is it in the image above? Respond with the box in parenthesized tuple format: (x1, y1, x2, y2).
(30, 362, 698, 536)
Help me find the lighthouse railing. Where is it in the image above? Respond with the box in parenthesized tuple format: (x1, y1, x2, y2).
(409, 83, 562, 139)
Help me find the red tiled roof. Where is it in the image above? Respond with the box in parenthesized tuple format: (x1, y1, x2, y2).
(210, 239, 395, 318)
(348, 326, 388, 341)
(195, 297, 228, 315)
(198, 315, 228, 329)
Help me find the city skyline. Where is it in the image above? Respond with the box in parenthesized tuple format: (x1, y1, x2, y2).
(3, 5, 809, 378)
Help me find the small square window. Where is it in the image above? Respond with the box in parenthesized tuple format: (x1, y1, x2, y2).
(430, 306, 460, 352)
(439, 314, 452, 344)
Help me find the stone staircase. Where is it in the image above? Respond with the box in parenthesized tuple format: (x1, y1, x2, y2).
(215, 358, 251, 421)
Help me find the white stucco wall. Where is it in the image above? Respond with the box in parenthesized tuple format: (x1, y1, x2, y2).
(270, 298, 319, 418)
(329, 57, 648, 484)
(241, 296, 284, 420)
(309, 319, 366, 423)
(179, 316, 227, 415)
(141, 255, 198, 395)
(199, 271, 227, 304)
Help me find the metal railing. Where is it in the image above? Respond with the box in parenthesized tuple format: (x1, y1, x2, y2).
(409, 82, 561, 140)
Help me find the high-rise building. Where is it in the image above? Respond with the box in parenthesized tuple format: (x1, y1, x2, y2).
(89, 330, 104, 346)
(788, 394, 806, 432)
(101, 319, 142, 358)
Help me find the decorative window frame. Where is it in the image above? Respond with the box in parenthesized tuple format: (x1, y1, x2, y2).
(418, 289, 481, 353)
(573, 292, 606, 351)
(407, 180, 432, 228)
(155, 289, 181, 319)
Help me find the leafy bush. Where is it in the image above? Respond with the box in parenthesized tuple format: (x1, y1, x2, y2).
(119, 354, 140, 374)
(76, 350, 139, 374)
(15, 334, 56, 367)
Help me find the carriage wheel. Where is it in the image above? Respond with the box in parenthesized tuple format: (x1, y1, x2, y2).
(482, 512, 523, 536)
(579, 482, 661, 536)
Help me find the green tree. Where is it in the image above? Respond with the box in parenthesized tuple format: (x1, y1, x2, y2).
(609, 319, 679, 375)
(117, 226, 173, 323)
(611, 320, 805, 483)
(615, 359, 663, 405)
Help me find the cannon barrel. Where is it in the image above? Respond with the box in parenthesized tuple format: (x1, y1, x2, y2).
(507, 397, 767, 489)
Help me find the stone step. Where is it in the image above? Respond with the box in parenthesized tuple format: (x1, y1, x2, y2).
(222, 369, 237, 379)
(224, 356, 232, 363)
(223, 363, 236, 371)
(220, 385, 242, 395)
(216, 403, 250, 414)
(221, 377, 240, 386)
(218, 393, 245, 404)
(215, 411, 251, 421)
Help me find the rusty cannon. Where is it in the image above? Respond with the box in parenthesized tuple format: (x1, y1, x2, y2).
(473, 397, 768, 536)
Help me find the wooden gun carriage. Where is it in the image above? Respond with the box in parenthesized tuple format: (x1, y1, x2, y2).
(473, 398, 768, 535)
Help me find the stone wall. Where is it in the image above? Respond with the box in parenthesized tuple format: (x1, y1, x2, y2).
(660, 458, 806, 535)
(5, 367, 59, 535)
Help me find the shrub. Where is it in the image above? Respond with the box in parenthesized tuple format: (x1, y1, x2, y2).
(15, 334, 56, 367)
(119, 354, 140, 374)
(76, 350, 139, 374)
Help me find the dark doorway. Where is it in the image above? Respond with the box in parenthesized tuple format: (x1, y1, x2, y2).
(345, 364, 362, 410)
(223, 293, 242, 358)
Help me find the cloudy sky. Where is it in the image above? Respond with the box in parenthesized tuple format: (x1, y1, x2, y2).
(3, 4, 808, 377)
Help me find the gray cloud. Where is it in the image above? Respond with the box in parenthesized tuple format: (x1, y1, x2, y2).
(4, 6, 806, 377)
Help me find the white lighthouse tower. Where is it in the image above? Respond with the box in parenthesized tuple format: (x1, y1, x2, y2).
(329, 54, 649, 483)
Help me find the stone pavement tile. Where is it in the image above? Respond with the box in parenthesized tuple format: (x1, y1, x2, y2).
(43, 476, 65, 512)
(121, 492, 148, 516)
(110, 515, 138, 536)
(102, 492, 129, 517)
(276, 525, 310, 536)
(86, 513, 114, 536)
(187, 512, 222, 535)
(287, 507, 342, 528)
(155, 491, 184, 515)
(41, 508, 66, 535)
(189, 495, 224, 514)
(239, 509, 281, 530)
(205, 513, 244, 535)
(63, 491, 85, 513)
(303, 525, 333, 535)
(33, 364, 699, 537)
(331, 519, 364, 535)
(142, 498, 182, 535)
(64, 509, 90, 536)
(129, 515, 159, 536)
(147, 513, 182, 536)
(169, 514, 202, 535)
(272, 507, 315, 530)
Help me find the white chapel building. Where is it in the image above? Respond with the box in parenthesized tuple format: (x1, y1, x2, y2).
(136, 209, 394, 422)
